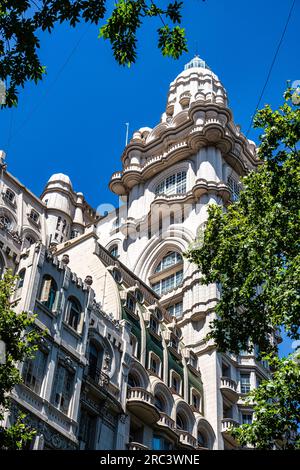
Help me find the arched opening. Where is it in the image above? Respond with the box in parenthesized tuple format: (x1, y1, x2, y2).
(128, 371, 141, 388)
(176, 411, 188, 431)
(109, 244, 119, 258)
(154, 392, 166, 413)
(150, 251, 183, 296)
(0, 214, 12, 230)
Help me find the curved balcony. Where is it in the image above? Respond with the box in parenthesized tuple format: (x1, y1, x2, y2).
(177, 430, 197, 449)
(127, 387, 160, 424)
(156, 412, 177, 439)
(127, 442, 149, 450)
(220, 377, 238, 402)
(221, 418, 239, 446)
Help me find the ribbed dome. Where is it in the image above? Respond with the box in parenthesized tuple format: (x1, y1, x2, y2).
(48, 173, 72, 188)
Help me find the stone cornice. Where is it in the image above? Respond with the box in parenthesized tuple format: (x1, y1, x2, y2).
(110, 103, 258, 196)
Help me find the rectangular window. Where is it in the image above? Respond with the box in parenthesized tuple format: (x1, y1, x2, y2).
(228, 176, 241, 201)
(149, 316, 159, 334)
(170, 335, 178, 352)
(192, 393, 200, 410)
(29, 209, 39, 223)
(189, 353, 198, 370)
(171, 374, 180, 394)
(240, 373, 251, 394)
(22, 349, 47, 394)
(242, 413, 252, 425)
(52, 364, 74, 415)
(168, 301, 183, 318)
(79, 409, 97, 449)
(152, 270, 183, 296)
(126, 295, 136, 312)
(150, 355, 159, 375)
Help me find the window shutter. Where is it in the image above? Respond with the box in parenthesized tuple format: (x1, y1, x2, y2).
(77, 310, 84, 334)
(40, 279, 52, 302)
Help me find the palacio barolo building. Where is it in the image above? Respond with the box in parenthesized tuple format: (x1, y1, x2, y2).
(0, 57, 279, 450)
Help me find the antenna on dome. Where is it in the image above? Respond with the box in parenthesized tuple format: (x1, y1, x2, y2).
(194, 40, 199, 57)
(125, 122, 129, 146)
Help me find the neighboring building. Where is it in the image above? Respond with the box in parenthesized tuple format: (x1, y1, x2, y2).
(0, 57, 277, 450)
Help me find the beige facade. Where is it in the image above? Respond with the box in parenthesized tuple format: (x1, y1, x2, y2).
(0, 57, 274, 450)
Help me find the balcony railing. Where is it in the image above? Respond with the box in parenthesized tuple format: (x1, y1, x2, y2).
(127, 387, 154, 405)
(157, 412, 176, 431)
(221, 418, 239, 433)
(127, 387, 160, 424)
(221, 377, 237, 391)
(86, 366, 109, 388)
(177, 430, 197, 448)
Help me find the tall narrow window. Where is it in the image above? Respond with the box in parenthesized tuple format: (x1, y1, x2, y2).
(88, 343, 103, 381)
(4, 188, 15, 203)
(126, 295, 136, 313)
(65, 297, 82, 331)
(52, 364, 74, 415)
(22, 349, 47, 394)
(39, 275, 57, 311)
(240, 373, 251, 394)
(29, 209, 39, 224)
(171, 372, 181, 394)
(228, 176, 241, 201)
(79, 409, 97, 449)
(17, 269, 26, 289)
(149, 353, 161, 376)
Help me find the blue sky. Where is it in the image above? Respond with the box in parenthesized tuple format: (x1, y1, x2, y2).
(0, 0, 298, 356)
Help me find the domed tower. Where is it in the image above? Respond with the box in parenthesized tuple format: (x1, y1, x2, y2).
(41, 173, 74, 246)
(107, 55, 258, 268)
(102, 56, 260, 449)
(41, 173, 97, 246)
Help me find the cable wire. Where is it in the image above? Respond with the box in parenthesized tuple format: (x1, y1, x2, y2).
(246, 0, 296, 137)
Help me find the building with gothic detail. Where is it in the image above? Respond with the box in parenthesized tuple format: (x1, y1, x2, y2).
(0, 57, 274, 450)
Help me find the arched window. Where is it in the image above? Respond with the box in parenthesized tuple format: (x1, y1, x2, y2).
(197, 430, 207, 448)
(4, 188, 15, 204)
(170, 371, 182, 395)
(39, 275, 57, 311)
(155, 171, 187, 196)
(155, 251, 182, 273)
(25, 235, 36, 246)
(154, 393, 166, 412)
(128, 372, 140, 388)
(65, 296, 82, 331)
(151, 251, 183, 296)
(88, 342, 103, 381)
(17, 269, 26, 289)
(0, 214, 11, 229)
(109, 244, 119, 258)
(176, 411, 187, 431)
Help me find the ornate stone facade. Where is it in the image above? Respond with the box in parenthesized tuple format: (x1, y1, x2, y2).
(0, 57, 277, 450)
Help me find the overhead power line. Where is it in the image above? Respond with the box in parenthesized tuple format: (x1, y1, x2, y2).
(246, 0, 296, 137)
